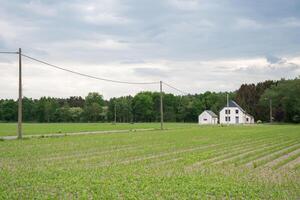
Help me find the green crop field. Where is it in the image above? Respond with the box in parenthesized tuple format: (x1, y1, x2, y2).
(0, 123, 194, 137)
(0, 124, 299, 199)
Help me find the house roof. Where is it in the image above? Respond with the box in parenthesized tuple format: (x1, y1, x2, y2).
(223, 100, 254, 120)
(205, 110, 218, 118)
(245, 113, 254, 118)
(227, 100, 245, 112)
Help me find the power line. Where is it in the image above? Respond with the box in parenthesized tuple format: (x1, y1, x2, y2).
(0, 51, 18, 54)
(21, 54, 160, 85)
(0, 48, 190, 135)
(163, 82, 189, 95)
(1, 52, 188, 93)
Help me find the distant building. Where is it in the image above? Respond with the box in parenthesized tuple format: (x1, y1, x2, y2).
(198, 110, 218, 125)
(219, 100, 254, 124)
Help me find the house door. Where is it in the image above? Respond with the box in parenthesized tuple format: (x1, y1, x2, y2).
(235, 116, 239, 124)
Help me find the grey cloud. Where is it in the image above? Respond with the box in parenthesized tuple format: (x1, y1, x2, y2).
(2, 0, 300, 60)
(233, 63, 300, 79)
(266, 55, 283, 64)
(120, 60, 146, 64)
(134, 67, 168, 77)
(0, 0, 300, 98)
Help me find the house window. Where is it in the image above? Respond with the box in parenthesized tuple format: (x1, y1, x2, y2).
(203, 118, 207, 121)
(236, 109, 239, 114)
(246, 118, 249, 122)
(225, 116, 231, 122)
(225, 109, 230, 114)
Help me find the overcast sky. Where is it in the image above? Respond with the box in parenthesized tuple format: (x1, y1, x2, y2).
(1, 0, 300, 99)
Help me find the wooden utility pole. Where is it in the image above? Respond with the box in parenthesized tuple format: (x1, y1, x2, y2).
(18, 48, 22, 139)
(114, 103, 117, 124)
(269, 99, 272, 123)
(227, 93, 229, 107)
(226, 93, 229, 125)
(160, 81, 163, 130)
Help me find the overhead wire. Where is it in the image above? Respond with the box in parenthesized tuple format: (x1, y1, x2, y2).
(162, 82, 189, 95)
(0, 51, 18, 54)
(21, 54, 160, 85)
(1, 51, 189, 94)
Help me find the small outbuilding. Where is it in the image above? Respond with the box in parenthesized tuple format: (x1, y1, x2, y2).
(198, 110, 218, 125)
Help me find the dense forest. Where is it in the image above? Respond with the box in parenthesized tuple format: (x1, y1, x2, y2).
(0, 78, 299, 123)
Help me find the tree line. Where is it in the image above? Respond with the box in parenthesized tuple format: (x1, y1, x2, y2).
(0, 78, 299, 123)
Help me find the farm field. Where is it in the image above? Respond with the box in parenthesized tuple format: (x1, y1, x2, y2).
(0, 122, 194, 137)
(0, 125, 299, 199)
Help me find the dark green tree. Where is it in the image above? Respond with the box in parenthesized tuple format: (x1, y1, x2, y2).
(260, 78, 300, 122)
(83, 92, 105, 122)
(132, 92, 154, 122)
(0, 100, 17, 122)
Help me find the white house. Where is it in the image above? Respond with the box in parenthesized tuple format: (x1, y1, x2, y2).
(198, 110, 218, 124)
(219, 100, 254, 124)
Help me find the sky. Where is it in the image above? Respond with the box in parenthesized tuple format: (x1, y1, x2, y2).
(0, 0, 300, 99)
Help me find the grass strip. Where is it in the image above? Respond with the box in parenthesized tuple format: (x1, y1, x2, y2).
(228, 140, 299, 165)
(253, 144, 300, 168)
(272, 151, 300, 169)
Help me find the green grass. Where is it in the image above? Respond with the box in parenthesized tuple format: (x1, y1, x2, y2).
(0, 124, 299, 199)
(0, 122, 195, 136)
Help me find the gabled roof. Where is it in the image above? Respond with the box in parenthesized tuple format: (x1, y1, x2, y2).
(245, 113, 254, 118)
(227, 100, 245, 112)
(204, 110, 218, 118)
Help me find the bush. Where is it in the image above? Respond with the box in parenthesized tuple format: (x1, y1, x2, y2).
(292, 115, 300, 123)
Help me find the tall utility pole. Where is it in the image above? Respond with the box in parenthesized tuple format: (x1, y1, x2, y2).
(18, 48, 22, 139)
(114, 103, 117, 124)
(269, 99, 272, 123)
(160, 81, 163, 130)
(226, 93, 229, 125)
(227, 93, 229, 107)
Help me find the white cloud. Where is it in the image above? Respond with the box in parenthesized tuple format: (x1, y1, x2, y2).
(23, 2, 58, 17)
(141, 56, 300, 94)
(0, 20, 18, 40)
(235, 18, 263, 30)
(234, 17, 300, 30)
(280, 17, 300, 27)
(83, 13, 131, 25)
(289, 56, 300, 64)
(70, 0, 131, 25)
(1, 55, 300, 99)
(167, 0, 201, 10)
(51, 39, 129, 51)
(0, 17, 39, 44)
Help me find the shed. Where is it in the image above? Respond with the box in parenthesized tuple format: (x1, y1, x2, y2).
(198, 110, 218, 125)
